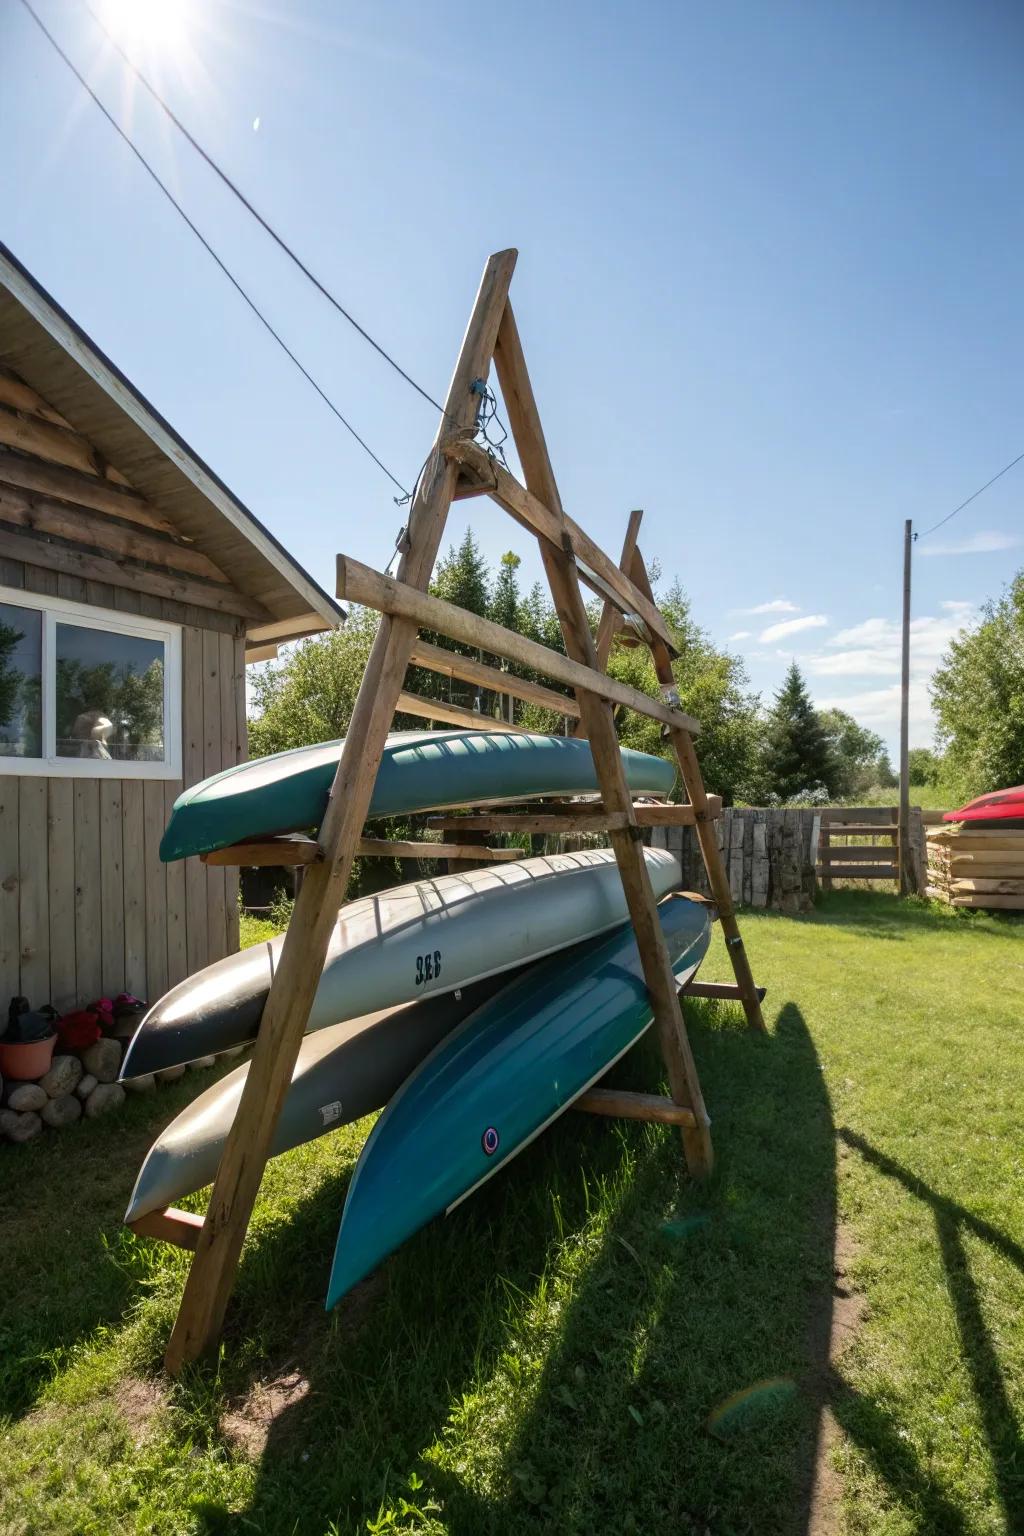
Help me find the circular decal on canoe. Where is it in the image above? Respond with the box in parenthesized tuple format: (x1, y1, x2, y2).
(482, 1126, 500, 1156)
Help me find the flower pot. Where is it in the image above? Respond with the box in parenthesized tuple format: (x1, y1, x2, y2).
(0, 1033, 57, 1081)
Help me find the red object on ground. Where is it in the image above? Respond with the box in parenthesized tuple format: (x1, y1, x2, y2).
(944, 786, 1024, 825)
(0, 1034, 57, 1080)
(56, 1009, 103, 1051)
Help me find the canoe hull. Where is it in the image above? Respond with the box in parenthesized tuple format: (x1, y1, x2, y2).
(160, 729, 676, 862)
(326, 894, 711, 1308)
(124, 968, 526, 1223)
(120, 848, 681, 1079)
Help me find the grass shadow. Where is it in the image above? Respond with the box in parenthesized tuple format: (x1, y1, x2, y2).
(210, 1001, 841, 1535)
(837, 1128, 1024, 1534)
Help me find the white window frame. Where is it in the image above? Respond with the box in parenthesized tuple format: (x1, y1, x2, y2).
(0, 585, 182, 781)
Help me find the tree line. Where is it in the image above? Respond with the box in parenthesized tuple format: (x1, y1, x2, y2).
(250, 532, 1023, 807)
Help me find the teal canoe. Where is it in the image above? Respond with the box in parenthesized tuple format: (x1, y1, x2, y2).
(159, 729, 675, 862)
(326, 895, 710, 1309)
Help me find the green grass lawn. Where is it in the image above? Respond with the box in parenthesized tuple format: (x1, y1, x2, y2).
(1, 894, 1021, 1535)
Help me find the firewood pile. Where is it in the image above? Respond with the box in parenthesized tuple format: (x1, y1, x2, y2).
(0, 994, 228, 1144)
(926, 825, 1024, 911)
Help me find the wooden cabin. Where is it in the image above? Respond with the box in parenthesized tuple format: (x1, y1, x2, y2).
(0, 243, 342, 1012)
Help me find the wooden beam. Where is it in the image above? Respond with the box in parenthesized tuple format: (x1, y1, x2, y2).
(356, 837, 523, 862)
(0, 401, 131, 481)
(337, 556, 701, 736)
(596, 509, 644, 672)
(628, 546, 767, 1034)
(574, 1088, 698, 1129)
(163, 249, 518, 1373)
(429, 810, 630, 834)
(396, 689, 530, 734)
(444, 438, 679, 658)
(492, 299, 713, 1178)
(682, 981, 768, 1002)
(246, 611, 335, 644)
(425, 798, 721, 834)
(0, 366, 75, 427)
(0, 445, 177, 533)
(203, 836, 321, 868)
(245, 643, 280, 663)
(409, 636, 580, 719)
(0, 525, 269, 620)
(129, 1206, 205, 1251)
(0, 484, 231, 584)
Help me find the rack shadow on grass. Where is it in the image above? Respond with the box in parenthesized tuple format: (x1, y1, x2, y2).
(837, 1128, 1024, 1534)
(208, 1003, 837, 1535)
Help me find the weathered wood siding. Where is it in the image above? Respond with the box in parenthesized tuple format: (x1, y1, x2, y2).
(0, 550, 245, 1011)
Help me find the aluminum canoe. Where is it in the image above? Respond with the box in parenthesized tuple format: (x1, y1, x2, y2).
(124, 969, 526, 1223)
(159, 729, 675, 862)
(326, 894, 711, 1309)
(120, 847, 680, 1079)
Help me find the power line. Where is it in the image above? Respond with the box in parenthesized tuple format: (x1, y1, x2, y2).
(15, 0, 412, 497)
(79, 0, 448, 418)
(916, 447, 1024, 539)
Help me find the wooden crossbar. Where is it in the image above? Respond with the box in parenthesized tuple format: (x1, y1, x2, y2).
(337, 556, 700, 735)
(396, 689, 530, 733)
(425, 798, 722, 835)
(408, 637, 580, 719)
(444, 439, 678, 658)
(574, 1089, 697, 1128)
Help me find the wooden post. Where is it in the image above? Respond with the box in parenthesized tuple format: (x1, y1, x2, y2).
(492, 302, 714, 1177)
(899, 518, 913, 896)
(574, 508, 644, 737)
(162, 250, 518, 1372)
(628, 547, 766, 1032)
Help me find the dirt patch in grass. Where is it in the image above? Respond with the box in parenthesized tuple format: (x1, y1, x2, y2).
(806, 1222, 868, 1536)
(114, 1375, 169, 1445)
(221, 1369, 311, 1459)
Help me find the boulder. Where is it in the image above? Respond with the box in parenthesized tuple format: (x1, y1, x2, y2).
(123, 1073, 156, 1093)
(75, 1073, 98, 1100)
(4, 1082, 47, 1113)
(41, 1094, 83, 1129)
(84, 1082, 126, 1119)
(39, 1054, 84, 1098)
(0, 1107, 20, 1138)
(81, 1037, 123, 1084)
(188, 1055, 217, 1071)
(155, 1064, 187, 1084)
(7, 1110, 42, 1143)
(219, 1046, 246, 1061)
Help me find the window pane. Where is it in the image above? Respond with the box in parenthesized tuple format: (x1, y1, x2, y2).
(0, 602, 42, 758)
(55, 622, 165, 763)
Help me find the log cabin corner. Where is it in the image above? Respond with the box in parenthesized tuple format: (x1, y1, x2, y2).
(0, 242, 343, 1011)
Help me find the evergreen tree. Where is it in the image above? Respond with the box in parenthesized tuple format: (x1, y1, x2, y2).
(0, 620, 23, 733)
(488, 550, 522, 634)
(760, 662, 836, 802)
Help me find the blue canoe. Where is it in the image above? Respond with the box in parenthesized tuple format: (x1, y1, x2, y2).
(159, 729, 676, 862)
(326, 894, 711, 1308)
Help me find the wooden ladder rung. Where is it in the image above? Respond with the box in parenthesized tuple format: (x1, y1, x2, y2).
(574, 1088, 697, 1128)
(129, 1207, 205, 1251)
(682, 981, 767, 1002)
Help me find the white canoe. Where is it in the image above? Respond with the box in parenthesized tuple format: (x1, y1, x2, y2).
(121, 847, 680, 1079)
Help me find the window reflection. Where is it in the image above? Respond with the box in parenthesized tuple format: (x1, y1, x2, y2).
(0, 602, 42, 758)
(55, 622, 165, 762)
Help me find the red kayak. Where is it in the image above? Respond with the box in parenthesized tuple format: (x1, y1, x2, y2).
(944, 786, 1024, 830)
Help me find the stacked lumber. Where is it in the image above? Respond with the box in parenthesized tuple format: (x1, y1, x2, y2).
(926, 825, 1024, 910)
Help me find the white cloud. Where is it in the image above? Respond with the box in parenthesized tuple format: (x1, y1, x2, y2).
(918, 530, 1019, 558)
(728, 629, 752, 641)
(759, 613, 828, 644)
(740, 598, 800, 615)
(801, 603, 977, 747)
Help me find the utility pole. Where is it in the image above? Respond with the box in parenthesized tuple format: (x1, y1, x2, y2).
(898, 518, 914, 894)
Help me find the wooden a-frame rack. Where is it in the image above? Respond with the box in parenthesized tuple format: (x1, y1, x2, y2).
(139, 250, 766, 1375)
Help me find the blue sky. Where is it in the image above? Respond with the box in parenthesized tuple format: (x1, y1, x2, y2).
(2, 0, 1021, 754)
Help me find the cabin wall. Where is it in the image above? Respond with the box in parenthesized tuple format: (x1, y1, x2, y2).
(0, 551, 245, 1012)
